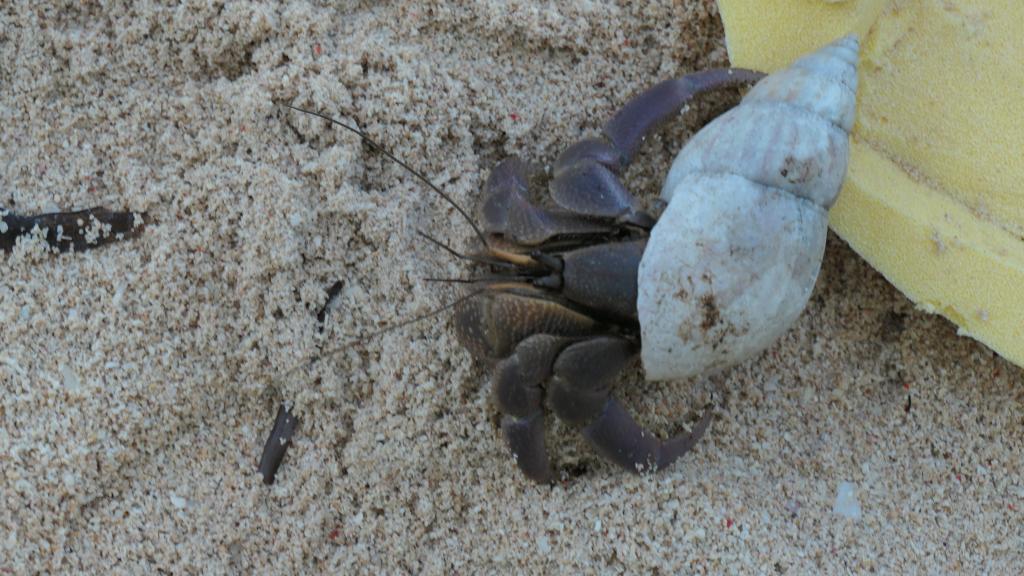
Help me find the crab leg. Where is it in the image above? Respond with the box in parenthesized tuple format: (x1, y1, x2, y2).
(603, 68, 766, 166)
(479, 156, 612, 246)
(583, 397, 712, 474)
(548, 336, 712, 474)
(490, 334, 576, 484)
(549, 68, 765, 225)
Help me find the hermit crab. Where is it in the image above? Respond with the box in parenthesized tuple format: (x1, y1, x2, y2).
(447, 35, 861, 483)
(289, 35, 859, 484)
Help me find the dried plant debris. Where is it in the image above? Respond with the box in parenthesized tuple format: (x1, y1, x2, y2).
(258, 404, 299, 485)
(0, 207, 145, 253)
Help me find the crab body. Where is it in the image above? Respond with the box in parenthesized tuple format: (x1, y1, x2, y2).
(454, 36, 860, 483)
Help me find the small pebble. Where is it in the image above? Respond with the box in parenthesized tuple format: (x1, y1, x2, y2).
(833, 481, 862, 520)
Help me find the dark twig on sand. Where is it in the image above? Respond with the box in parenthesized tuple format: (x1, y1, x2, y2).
(1, 207, 146, 252)
(317, 280, 345, 332)
(257, 280, 343, 485)
(258, 404, 299, 485)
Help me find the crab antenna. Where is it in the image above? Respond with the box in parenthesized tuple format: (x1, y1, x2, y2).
(416, 229, 515, 269)
(424, 277, 478, 284)
(279, 288, 487, 381)
(424, 275, 530, 284)
(284, 104, 489, 248)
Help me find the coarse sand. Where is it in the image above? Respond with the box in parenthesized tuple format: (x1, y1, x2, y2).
(2, 1, 1022, 573)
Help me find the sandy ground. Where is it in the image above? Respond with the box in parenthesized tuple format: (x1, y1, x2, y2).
(2, 1, 1022, 573)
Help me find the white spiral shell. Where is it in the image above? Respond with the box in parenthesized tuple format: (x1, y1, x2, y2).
(637, 35, 860, 381)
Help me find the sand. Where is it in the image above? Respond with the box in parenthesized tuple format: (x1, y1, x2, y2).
(2, 1, 1022, 573)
